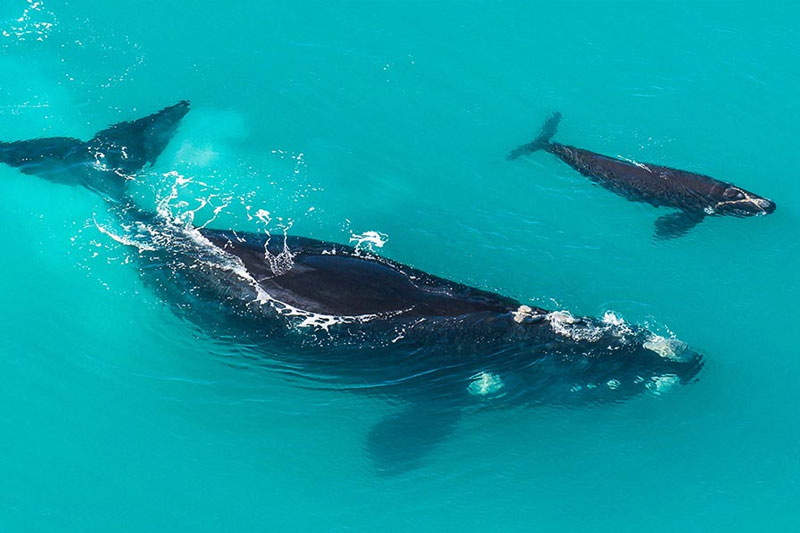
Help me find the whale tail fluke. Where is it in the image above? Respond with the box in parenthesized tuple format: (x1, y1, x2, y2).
(88, 100, 190, 176)
(0, 101, 190, 201)
(507, 112, 562, 160)
(0, 137, 86, 177)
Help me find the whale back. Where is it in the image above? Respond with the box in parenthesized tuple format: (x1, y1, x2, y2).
(198, 229, 520, 318)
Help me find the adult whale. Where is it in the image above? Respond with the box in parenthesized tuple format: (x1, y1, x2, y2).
(1, 102, 703, 473)
(508, 113, 776, 238)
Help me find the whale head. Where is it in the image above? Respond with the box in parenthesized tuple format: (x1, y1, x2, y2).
(712, 185, 776, 216)
(471, 312, 704, 407)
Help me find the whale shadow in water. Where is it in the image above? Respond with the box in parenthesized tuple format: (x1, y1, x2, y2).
(1, 102, 703, 474)
(508, 113, 776, 239)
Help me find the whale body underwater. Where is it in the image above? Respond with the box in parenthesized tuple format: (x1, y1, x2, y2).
(509, 113, 776, 238)
(1, 102, 703, 472)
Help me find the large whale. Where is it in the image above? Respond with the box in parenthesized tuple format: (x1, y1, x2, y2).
(508, 113, 776, 238)
(1, 102, 703, 473)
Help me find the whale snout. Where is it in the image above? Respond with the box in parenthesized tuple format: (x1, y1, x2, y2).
(674, 349, 704, 384)
(715, 186, 776, 216)
(641, 336, 704, 384)
(754, 197, 776, 214)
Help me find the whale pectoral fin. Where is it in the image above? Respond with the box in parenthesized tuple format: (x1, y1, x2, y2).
(365, 404, 461, 476)
(654, 211, 705, 240)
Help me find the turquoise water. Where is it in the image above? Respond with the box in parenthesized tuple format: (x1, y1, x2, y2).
(1, 1, 798, 530)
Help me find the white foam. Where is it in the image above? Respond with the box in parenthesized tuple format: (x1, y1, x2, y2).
(93, 217, 156, 252)
(148, 172, 374, 331)
(547, 309, 637, 343)
(349, 230, 388, 251)
(547, 310, 604, 342)
(601, 310, 624, 326)
(602, 311, 634, 338)
(183, 223, 399, 332)
(549, 310, 578, 325)
(617, 155, 653, 172)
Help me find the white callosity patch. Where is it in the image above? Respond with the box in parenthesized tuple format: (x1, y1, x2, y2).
(468, 372, 504, 397)
(643, 334, 689, 361)
(512, 305, 545, 324)
(714, 187, 773, 214)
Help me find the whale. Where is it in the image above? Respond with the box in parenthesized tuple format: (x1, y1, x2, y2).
(0, 100, 190, 201)
(1, 102, 703, 473)
(508, 113, 776, 238)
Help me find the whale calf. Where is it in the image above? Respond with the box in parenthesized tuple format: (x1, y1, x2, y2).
(508, 113, 776, 238)
(1, 102, 703, 472)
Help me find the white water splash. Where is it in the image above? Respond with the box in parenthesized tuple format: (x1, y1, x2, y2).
(547, 310, 605, 342)
(349, 230, 388, 252)
(546, 309, 639, 344)
(93, 218, 156, 253)
(602, 310, 634, 338)
(90, 168, 399, 333)
(253, 208, 295, 277)
(164, 210, 390, 332)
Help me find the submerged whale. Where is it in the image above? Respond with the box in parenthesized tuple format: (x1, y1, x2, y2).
(1, 102, 703, 473)
(508, 113, 776, 238)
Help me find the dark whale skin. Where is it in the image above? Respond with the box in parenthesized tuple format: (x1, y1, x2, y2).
(1, 103, 704, 473)
(509, 113, 776, 238)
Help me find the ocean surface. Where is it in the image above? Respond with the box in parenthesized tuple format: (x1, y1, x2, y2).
(1, 1, 798, 531)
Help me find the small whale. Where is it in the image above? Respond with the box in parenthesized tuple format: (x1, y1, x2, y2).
(508, 113, 776, 238)
(2, 102, 703, 473)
